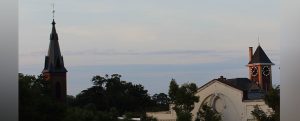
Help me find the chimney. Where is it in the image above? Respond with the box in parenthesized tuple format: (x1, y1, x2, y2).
(218, 76, 226, 81)
(249, 47, 253, 61)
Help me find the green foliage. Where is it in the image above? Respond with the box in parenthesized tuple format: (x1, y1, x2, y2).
(196, 103, 221, 121)
(251, 105, 274, 121)
(66, 95, 76, 106)
(19, 73, 66, 121)
(177, 111, 192, 121)
(123, 112, 135, 121)
(151, 93, 170, 111)
(168, 79, 199, 121)
(63, 107, 118, 121)
(63, 107, 96, 121)
(264, 85, 280, 119)
(152, 93, 170, 105)
(251, 85, 280, 121)
(75, 74, 153, 115)
(169, 79, 179, 103)
(19, 73, 167, 121)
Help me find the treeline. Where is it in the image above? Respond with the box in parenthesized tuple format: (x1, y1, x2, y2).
(19, 72, 279, 121)
(19, 73, 169, 121)
(251, 85, 280, 121)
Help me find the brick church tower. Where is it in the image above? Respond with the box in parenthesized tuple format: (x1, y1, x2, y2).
(247, 45, 274, 92)
(42, 19, 67, 102)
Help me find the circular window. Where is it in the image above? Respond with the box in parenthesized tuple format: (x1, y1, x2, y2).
(213, 98, 225, 113)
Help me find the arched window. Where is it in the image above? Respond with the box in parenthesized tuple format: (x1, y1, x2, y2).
(55, 82, 61, 99)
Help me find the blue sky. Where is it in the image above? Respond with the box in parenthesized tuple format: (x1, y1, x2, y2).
(19, 0, 280, 96)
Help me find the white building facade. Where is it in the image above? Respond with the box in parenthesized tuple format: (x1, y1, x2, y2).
(147, 78, 273, 121)
(147, 45, 274, 121)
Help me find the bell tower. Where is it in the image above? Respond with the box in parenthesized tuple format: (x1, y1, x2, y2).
(42, 19, 67, 102)
(247, 45, 274, 92)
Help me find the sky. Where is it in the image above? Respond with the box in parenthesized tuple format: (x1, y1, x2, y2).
(19, 0, 280, 96)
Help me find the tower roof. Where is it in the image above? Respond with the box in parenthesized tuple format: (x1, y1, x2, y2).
(42, 19, 67, 73)
(248, 45, 274, 65)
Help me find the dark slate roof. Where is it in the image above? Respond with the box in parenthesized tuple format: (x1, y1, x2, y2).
(197, 76, 265, 100)
(226, 78, 260, 91)
(224, 78, 265, 100)
(248, 45, 273, 64)
(225, 78, 259, 91)
(247, 89, 265, 100)
(42, 19, 67, 73)
(201, 77, 265, 100)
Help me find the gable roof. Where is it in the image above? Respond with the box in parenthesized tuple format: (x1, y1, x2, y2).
(226, 78, 261, 91)
(248, 45, 273, 64)
(198, 77, 265, 100)
(197, 78, 244, 93)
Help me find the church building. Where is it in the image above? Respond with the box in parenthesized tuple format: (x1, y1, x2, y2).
(147, 45, 274, 121)
(42, 19, 68, 102)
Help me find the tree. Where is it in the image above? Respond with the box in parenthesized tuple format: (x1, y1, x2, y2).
(19, 73, 66, 121)
(74, 74, 153, 116)
(169, 79, 179, 103)
(152, 93, 169, 105)
(168, 79, 199, 121)
(264, 85, 280, 120)
(151, 93, 170, 111)
(251, 105, 271, 121)
(20, 73, 165, 120)
(141, 113, 158, 121)
(196, 103, 222, 121)
(63, 107, 119, 121)
(251, 85, 280, 121)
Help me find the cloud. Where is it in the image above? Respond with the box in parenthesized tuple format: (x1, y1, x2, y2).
(19, 49, 237, 66)
(19, 49, 235, 57)
(19, 0, 280, 95)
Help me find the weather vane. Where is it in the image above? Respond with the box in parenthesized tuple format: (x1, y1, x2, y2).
(52, 3, 55, 19)
(257, 35, 260, 46)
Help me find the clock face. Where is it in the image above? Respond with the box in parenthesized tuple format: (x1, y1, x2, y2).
(263, 66, 270, 76)
(251, 66, 258, 76)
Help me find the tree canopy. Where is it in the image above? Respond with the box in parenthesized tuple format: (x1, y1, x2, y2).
(196, 103, 222, 121)
(19, 73, 66, 121)
(19, 73, 167, 121)
(251, 85, 280, 121)
(75, 74, 153, 114)
(168, 79, 199, 121)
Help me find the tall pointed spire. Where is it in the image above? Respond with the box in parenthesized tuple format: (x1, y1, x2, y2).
(42, 18, 67, 73)
(50, 19, 58, 41)
(42, 6, 68, 103)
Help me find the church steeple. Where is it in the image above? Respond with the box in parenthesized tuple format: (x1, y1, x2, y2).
(247, 44, 274, 93)
(42, 18, 67, 102)
(43, 19, 67, 73)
